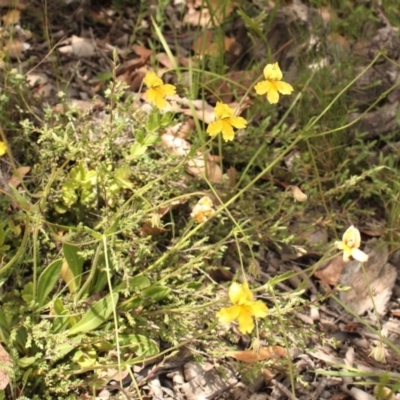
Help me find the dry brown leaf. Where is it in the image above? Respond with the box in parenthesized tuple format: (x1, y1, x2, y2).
(289, 185, 308, 202)
(2, 9, 20, 25)
(187, 155, 222, 183)
(132, 44, 152, 60)
(3, 38, 26, 58)
(161, 134, 191, 157)
(155, 52, 175, 69)
(71, 35, 95, 57)
(0, 343, 12, 390)
(227, 346, 286, 364)
(314, 255, 346, 286)
(165, 119, 195, 139)
(140, 222, 169, 236)
(183, 5, 212, 27)
(161, 134, 222, 183)
(182, 105, 215, 124)
(192, 31, 217, 56)
(8, 166, 30, 188)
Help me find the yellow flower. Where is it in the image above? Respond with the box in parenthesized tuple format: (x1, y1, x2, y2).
(143, 71, 176, 109)
(217, 282, 268, 334)
(0, 141, 7, 156)
(190, 196, 215, 223)
(254, 62, 294, 104)
(369, 341, 387, 363)
(335, 225, 369, 262)
(206, 102, 247, 142)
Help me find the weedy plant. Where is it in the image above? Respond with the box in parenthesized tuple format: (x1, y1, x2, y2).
(1, 0, 400, 399)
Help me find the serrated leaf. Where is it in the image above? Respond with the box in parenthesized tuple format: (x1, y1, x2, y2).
(147, 109, 161, 132)
(37, 259, 62, 307)
(67, 293, 119, 336)
(142, 133, 159, 146)
(130, 142, 148, 159)
(62, 178, 79, 207)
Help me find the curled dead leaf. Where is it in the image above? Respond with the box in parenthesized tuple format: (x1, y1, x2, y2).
(227, 346, 286, 364)
(186, 155, 222, 183)
(289, 185, 308, 202)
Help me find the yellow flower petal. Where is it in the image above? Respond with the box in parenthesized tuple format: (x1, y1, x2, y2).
(0, 141, 7, 156)
(214, 101, 234, 119)
(267, 83, 280, 104)
(342, 225, 361, 249)
(190, 196, 215, 223)
(154, 95, 168, 109)
(275, 81, 294, 95)
(229, 116, 247, 130)
(229, 282, 253, 305)
(334, 240, 345, 250)
(254, 80, 271, 95)
(158, 83, 176, 97)
(351, 248, 369, 262)
(207, 120, 223, 137)
(143, 71, 163, 88)
(342, 248, 352, 262)
(249, 300, 268, 318)
(217, 305, 241, 323)
(145, 87, 159, 103)
(263, 63, 283, 81)
(237, 307, 255, 334)
(221, 120, 235, 141)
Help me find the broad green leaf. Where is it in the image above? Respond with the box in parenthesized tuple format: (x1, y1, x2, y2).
(114, 276, 151, 293)
(53, 336, 83, 358)
(37, 259, 62, 307)
(89, 267, 108, 295)
(18, 357, 36, 368)
(21, 282, 34, 304)
(142, 285, 170, 302)
(62, 243, 84, 291)
(72, 348, 97, 368)
(67, 293, 119, 336)
(120, 334, 159, 357)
